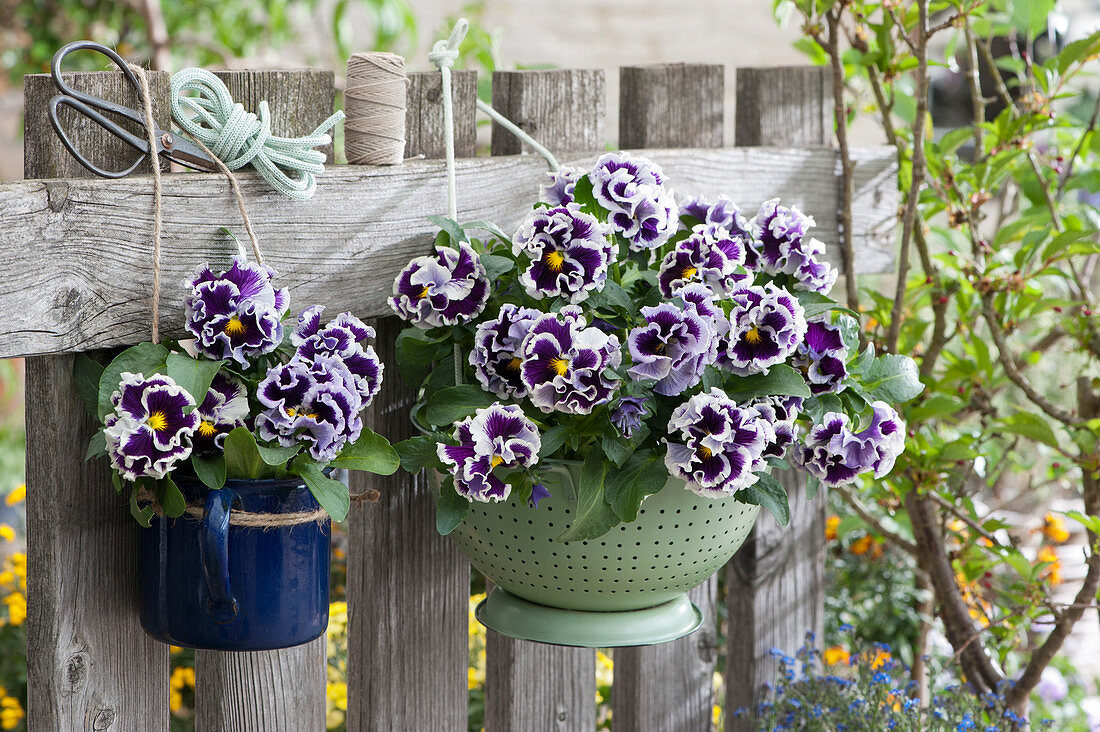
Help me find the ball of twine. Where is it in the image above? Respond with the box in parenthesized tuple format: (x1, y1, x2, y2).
(345, 52, 407, 165)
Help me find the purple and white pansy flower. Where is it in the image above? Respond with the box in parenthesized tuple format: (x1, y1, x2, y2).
(255, 355, 364, 463)
(588, 152, 677, 251)
(627, 302, 716, 396)
(657, 224, 748, 298)
(389, 243, 490, 329)
(797, 402, 906, 487)
(512, 206, 615, 303)
(610, 396, 650, 439)
(470, 303, 542, 399)
(748, 198, 837, 294)
(437, 403, 541, 502)
(541, 166, 585, 206)
(193, 372, 249, 455)
(678, 194, 754, 242)
(664, 388, 773, 497)
(519, 305, 622, 415)
(747, 395, 801, 460)
(293, 306, 384, 405)
(184, 258, 289, 366)
(718, 283, 807, 376)
(793, 319, 849, 395)
(104, 373, 199, 481)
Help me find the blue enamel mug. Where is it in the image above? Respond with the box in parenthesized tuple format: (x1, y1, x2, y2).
(140, 476, 330, 651)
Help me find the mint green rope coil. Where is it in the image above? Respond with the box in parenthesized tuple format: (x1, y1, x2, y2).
(169, 67, 345, 200)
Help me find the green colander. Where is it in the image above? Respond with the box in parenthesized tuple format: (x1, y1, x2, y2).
(445, 461, 760, 647)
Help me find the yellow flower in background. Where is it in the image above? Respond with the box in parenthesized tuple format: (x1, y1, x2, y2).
(1042, 514, 1070, 544)
(825, 515, 840, 541)
(5, 485, 23, 506)
(3, 593, 25, 626)
(849, 535, 874, 555)
(0, 694, 22, 730)
(169, 666, 195, 714)
(823, 646, 850, 666)
(596, 651, 613, 686)
(1038, 545, 1063, 586)
(712, 704, 721, 727)
(870, 649, 890, 670)
(327, 681, 347, 708)
(0, 526, 13, 543)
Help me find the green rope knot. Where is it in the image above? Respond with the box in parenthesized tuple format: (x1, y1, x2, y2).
(170, 67, 344, 200)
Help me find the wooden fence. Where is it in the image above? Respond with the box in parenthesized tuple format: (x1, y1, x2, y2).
(5, 61, 897, 730)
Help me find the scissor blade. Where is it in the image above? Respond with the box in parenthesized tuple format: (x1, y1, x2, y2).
(162, 136, 220, 172)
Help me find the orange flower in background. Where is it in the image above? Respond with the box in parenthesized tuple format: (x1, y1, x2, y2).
(870, 649, 891, 670)
(823, 646, 850, 666)
(1038, 546, 1063, 586)
(4, 485, 23, 506)
(826, 515, 840, 541)
(850, 535, 874, 555)
(1042, 514, 1070, 544)
(956, 572, 992, 624)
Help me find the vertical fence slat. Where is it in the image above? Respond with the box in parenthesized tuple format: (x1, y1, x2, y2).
(484, 68, 604, 732)
(345, 69, 477, 731)
(611, 63, 725, 732)
(193, 69, 336, 732)
(726, 66, 830, 730)
(23, 69, 172, 731)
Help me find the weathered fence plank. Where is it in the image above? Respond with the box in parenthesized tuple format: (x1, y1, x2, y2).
(490, 69, 605, 156)
(344, 70, 474, 732)
(0, 146, 896, 359)
(24, 70, 171, 732)
(619, 64, 724, 149)
(611, 63, 725, 732)
(484, 68, 602, 732)
(192, 70, 332, 732)
(726, 67, 832, 730)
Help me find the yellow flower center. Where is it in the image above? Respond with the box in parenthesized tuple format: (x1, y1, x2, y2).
(286, 406, 297, 417)
(745, 326, 762, 344)
(550, 357, 569, 376)
(507, 357, 523, 372)
(418, 285, 431, 299)
(224, 316, 247, 336)
(198, 420, 217, 437)
(147, 411, 168, 432)
(681, 266, 697, 280)
(490, 456, 504, 469)
(698, 446, 712, 459)
(544, 251, 566, 272)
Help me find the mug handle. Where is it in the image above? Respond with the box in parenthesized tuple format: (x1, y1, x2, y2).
(200, 487, 240, 623)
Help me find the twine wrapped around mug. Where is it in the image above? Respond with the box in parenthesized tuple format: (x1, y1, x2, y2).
(344, 52, 407, 165)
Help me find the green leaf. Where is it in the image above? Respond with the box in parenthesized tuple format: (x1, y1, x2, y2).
(558, 449, 621, 542)
(570, 174, 604, 221)
(394, 435, 446, 472)
(1061, 510, 1100, 536)
(736, 473, 789, 526)
(862, 354, 925, 403)
(537, 425, 570, 458)
(423, 384, 498, 426)
(331, 428, 400, 474)
(97, 343, 169, 420)
(85, 430, 106, 462)
(73, 353, 105, 419)
(589, 281, 633, 312)
(129, 485, 154, 528)
(395, 328, 452, 387)
(427, 214, 467, 246)
(222, 427, 271, 480)
(600, 434, 633, 467)
(162, 476, 187, 518)
(464, 219, 511, 243)
(192, 453, 227, 490)
(255, 442, 302, 467)
(795, 290, 842, 320)
(604, 451, 668, 522)
(294, 460, 351, 522)
(998, 413, 1059, 449)
(436, 476, 469, 535)
(480, 253, 515, 281)
(165, 352, 223, 412)
(724, 364, 812, 401)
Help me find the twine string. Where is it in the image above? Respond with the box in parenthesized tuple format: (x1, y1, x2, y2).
(129, 64, 164, 343)
(345, 52, 407, 165)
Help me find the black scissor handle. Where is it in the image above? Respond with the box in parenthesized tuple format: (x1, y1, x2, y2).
(47, 95, 149, 179)
(51, 41, 146, 125)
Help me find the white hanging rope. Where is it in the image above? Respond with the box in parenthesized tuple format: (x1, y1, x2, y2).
(428, 18, 561, 222)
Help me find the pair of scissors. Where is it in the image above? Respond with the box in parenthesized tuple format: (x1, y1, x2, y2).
(48, 40, 219, 178)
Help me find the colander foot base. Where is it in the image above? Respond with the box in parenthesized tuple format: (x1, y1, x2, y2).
(475, 588, 703, 648)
